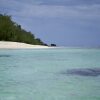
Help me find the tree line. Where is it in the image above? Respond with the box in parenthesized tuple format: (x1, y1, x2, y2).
(0, 14, 47, 45)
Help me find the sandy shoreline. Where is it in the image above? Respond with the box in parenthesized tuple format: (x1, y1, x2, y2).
(0, 41, 49, 49)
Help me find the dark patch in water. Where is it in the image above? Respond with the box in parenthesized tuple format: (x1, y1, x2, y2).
(0, 55, 11, 58)
(62, 68, 100, 77)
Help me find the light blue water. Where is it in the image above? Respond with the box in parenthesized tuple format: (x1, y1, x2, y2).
(0, 48, 100, 100)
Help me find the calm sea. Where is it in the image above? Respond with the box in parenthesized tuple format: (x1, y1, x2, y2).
(0, 48, 100, 100)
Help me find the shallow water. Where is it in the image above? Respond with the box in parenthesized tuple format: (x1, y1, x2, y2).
(0, 48, 100, 100)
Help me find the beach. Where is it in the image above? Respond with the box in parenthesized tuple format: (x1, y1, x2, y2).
(0, 41, 49, 49)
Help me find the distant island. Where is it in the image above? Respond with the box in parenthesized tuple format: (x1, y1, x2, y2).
(0, 14, 51, 46)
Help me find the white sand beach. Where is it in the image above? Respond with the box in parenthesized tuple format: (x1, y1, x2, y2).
(0, 41, 49, 49)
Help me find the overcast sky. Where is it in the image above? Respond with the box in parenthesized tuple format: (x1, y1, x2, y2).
(0, 0, 100, 47)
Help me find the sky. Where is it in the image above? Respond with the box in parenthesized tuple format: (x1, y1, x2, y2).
(0, 0, 100, 47)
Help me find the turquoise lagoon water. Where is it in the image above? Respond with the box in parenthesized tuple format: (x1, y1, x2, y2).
(0, 48, 100, 100)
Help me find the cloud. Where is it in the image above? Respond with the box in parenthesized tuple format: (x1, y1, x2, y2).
(0, 0, 100, 28)
(39, 0, 100, 6)
(15, 0, 100, 6)
(19, 0, 100, 6)
(11, 4, 100, 24)
(0, 0, 100, 21)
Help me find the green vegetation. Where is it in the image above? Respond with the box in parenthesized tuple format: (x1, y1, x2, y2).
(0, 14, 47, 45)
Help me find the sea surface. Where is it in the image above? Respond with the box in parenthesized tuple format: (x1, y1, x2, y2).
(0, 48, 100, 100)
